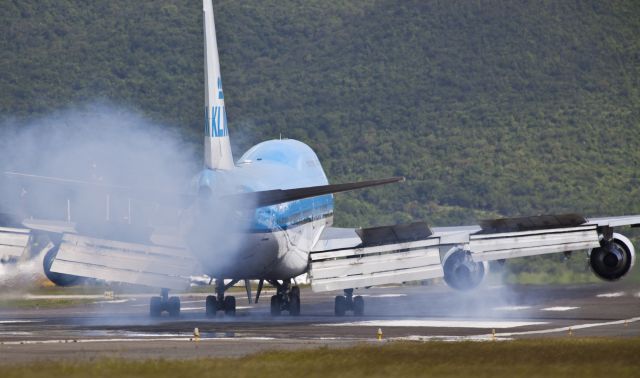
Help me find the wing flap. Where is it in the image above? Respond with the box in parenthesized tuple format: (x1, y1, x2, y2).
(309, 223, 443, 292)
(312, 248, 441, 278)
(479, 213, 586, 233)
(311, 265, 443, 292)
(469, 225, 600, 261)
(587, 215, 640, 228)
(51, 260, 190, 290)
(0, 226, 31, 261)
(50, 234, 198, 290)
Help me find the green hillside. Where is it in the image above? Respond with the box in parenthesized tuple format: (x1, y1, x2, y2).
(2, 0, 639, 232)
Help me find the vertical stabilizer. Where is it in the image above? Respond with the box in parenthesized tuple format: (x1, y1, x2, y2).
(203, 0, 234, 170)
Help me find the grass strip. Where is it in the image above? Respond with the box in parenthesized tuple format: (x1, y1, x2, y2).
(2, 338, 639, 377)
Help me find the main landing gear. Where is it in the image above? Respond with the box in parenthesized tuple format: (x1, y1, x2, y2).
(150, 288, 181, 317)
(206, 279, 238, 316)
(268, 280, 301, 316)
(334, 288, 364, 316)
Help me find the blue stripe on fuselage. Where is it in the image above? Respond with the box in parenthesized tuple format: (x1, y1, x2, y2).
(250, 194, 334, 232)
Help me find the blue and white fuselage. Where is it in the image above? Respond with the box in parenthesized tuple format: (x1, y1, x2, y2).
(192, 139, 334, 280)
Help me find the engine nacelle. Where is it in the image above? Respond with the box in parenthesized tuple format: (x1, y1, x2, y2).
(43, 244, 83, 286)
(443, 248, 488, 290)
(589, 233, 636, 281)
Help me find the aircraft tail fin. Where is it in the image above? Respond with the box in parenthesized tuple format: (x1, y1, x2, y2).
(203, 0, 234, 170)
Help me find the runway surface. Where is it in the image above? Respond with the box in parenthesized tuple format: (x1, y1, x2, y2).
(1, 280, 639, 363)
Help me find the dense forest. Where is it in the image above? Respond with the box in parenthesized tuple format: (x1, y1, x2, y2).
(1, 1, 639, 280)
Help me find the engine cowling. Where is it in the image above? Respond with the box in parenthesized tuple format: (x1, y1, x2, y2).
(589, 233, 636, 281)
(443, 248, 488, 290)
(43, 244, 83, 286)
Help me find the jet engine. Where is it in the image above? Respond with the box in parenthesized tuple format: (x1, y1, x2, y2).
(589, 233, 636, 281)
(442, 248, 489, 290)
(43, 244, 83, 286)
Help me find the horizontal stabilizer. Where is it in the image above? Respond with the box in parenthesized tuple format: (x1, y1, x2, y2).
(230, 176, 404, 208)
(50, 234, 199, 290)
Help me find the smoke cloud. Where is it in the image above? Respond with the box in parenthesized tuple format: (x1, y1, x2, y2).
(0, 102, 200, 287)
(0, 102, 198, 227)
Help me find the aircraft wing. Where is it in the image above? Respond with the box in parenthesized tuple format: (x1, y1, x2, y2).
(0, 226, 31, 263)
(586, 215, 640, 228)
(308, 213, 640, 292)
(49, 233, 199, 290)
(310, 222, 444, 291)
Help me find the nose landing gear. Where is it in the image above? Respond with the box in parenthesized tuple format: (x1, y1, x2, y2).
(268, 280, 301, 316)
(206, 279, 237, 317)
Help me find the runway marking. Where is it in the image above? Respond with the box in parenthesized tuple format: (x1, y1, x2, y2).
(494, 306, 531, 311)
(359, 294, 407, 298)
(597, 292, 625, 298)
(180, 306, 252, 311)
(635, 292, 640, 298)
(0, 332, 32, 335)
(25, 294, 107, 300)
(392, 335, 507, 342)
(316, 319, 547, 329)
(392, 316, 640, 342)
(181, 307, 205, 311)
(541, 306, 579, 312)
(0, 320, 44, 324)
(0, 336, 277, 346)
(23, 294, 162, 300)
(494, 316, 640, 337)
(93, 299, 133, 304)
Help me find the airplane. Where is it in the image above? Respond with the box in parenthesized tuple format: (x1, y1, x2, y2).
(1, 0, 638, 318)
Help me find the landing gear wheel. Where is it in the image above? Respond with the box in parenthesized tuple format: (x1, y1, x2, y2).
(270, 295, 282, 316)
(223, 296, 236, 316)
(150, 296, 162, 317)
(289, 292, 301, 316)
(334, 295, 347, 316)
(167, 296, 180, 317)
(353, 295, 364, 316)
(206, 295, 217, 317)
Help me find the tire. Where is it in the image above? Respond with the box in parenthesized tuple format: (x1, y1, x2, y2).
(167, 296, 180, 317)
(353, 295, 364, 316)
(150, 296, 162, 317)
(224, 296, 236, 316)
(334, 295, 347, 316)
(270, 295, 281, 316)
(206, 295, 217, 317)
(289, 293, 301, 316)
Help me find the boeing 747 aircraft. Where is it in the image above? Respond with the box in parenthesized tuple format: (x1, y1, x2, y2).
(1, 0, 638, 317)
